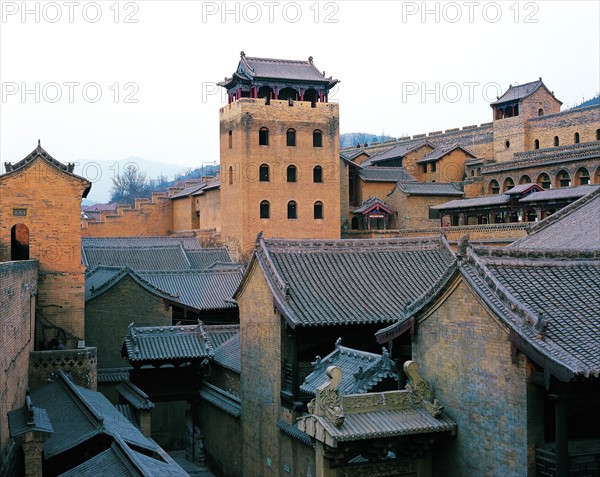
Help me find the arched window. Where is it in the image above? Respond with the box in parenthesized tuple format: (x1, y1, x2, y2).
(537, 173, 551, 189)
(476, 167, 481, 176)
(11, 224, 29, 260)
(259, 164, 269, 182)
(287, 201, 297, 219)
(314, 201, 323, 219)
(502, 177, 515, 192)
(556, 170, 571, 188)
(534, 139, 540, 149)
(554, 136, 559, 147)
(575, 167, 590, 185)
(313, 129, 322, 147)
(313, 166, 323, 183)
(228, 166, 233, 185)
(538, 108, 544, 116)
(488, 180, 500, 195)
(260, 200, 270, 219)
(574, 132, 580, 144)
(259, 127, 269, 146)
(470, 170, 475, 177)
(287, 165, 297, 182)
(286, 128, 296, 147)
(505, 140, 510, 149)
(228, 130, 232, 149)
(519, 175, 531, 184)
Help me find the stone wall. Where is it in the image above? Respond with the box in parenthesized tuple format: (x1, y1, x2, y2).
(85, 275, 172, 368)
(0, 261, 37, 474)
(414, 277, 530, 476)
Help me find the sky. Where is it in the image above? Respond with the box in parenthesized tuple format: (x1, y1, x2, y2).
(1, 0, 599, 186)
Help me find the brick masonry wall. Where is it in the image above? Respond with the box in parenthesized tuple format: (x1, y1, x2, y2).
(238, 261, 283, 476)
(414, 278, 529, 476)
(85, 276, 172, 368)
(0, 261, 38, 463)
(196, 188, 221, 231)
(199, 401, 242, 477)
(172, 197, 197, 231)
(82, 196, 173, 237)
(28, 347, 97, 391)
(0, 159, 87, 347)
(220, 99, 341, 258)
(387, 193, 457, 230)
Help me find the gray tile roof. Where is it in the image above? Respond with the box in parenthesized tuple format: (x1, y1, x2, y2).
(340, 149, 370, 161)
(116, 381, 154, 411)
(30, 371, 156, 459)
(83, 245, 193, 271)
(8, 400, 53, 438)
(97, 367, 132, 383)
(277, 420, 313, 447)
(432, 194, 510, 210)
(139, 269, 242, 311)
(461, 246, 600, 380)
(170, 183, 205, 199)
(199, 382, 241, 418)
(238, 55, 335, 83)
(185, 248, 234, 269)
(395, 181, 464, 197)
(490, 79, 551, 105)
(82, 202, 120, 213)
(301, 341, 397, 396)
(204, 324, 240, 349)
(361, 140, 434, 166)
(246, 236, 456, 328)
(505, 183, 543, 195)
(518, 184, 599, 202)
(416, 143, 476, 164)
(82, 236, 204, 250)
(512, 188, 600, 251)
(357, 166, 416, 182)
(122, 323, 214, 365)
(352, 196, 394, 215)
(85, 266, 177, 302)
(299, 406, 456, 445)
(58, 438, 188, 477)
(212, 333, 241, 373)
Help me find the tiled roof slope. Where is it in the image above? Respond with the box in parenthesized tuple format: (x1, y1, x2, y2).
(395, 181, 464, 197)
(360, 140, 434, 166)
(461, 246, 600, 380)
(490, 79, 558, 105)
(139, 269, 242, 310)
(358, 166, 416, 182)
(30, 371, 156, 459)
(82, 236, 203, 250)
(205, 324, 240, 349)
(512, 187, 600, 250)
(417, 143, 476, 163)
(518, 184, 599, 202)
(301, 340, 397, 396)
(235, 55, 336, 84)
(84, 266, 177, 302)
(170, 183, 205, 199)
(82, 245, 192, 271)
(432, 194, 510, 210)
(185, 248, 234, 269)
(247, 236, 456, 328)
(122, 323, 214, 365)
(212, 333, 241, 373)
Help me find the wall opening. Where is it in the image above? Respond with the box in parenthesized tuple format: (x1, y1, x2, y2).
(11, 223, 30, 260)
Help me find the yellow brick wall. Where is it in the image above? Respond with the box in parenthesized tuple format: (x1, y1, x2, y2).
(172, 196, 197, 231)
(220, 99, 341, 258)
(0, 159, 88, 345)
(197, 188, 221, 231)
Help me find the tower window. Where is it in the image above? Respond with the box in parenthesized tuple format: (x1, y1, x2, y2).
(574, 132, 580, 144)
(287, 165, 297, 182)
(534, 139, 540, 149)
(228, 166, 233, 185)
(313, 129, 322, 147)
(259, 164, 269, 182)
(287, 201, 297, 219)
(228, 130, 232, 149)
(259, 127, 269, 146)
(597, 129, 600, 141)
(554, 136, 559, 147)
(313, 166, 323, 183)
(505, 140, 510, 149)
(314, 201, 323, 219)
(286, 128, 296, 147)
(260, 200, 270, 219)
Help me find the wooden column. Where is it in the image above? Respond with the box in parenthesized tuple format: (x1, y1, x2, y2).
(555, 398, 568, 477)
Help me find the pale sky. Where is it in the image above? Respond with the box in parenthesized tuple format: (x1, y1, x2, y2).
(2, 1, 599, 181)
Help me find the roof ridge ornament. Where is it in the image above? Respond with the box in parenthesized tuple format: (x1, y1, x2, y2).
(308, 366, 345, 427)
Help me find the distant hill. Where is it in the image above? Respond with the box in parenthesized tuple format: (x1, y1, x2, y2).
(340, 132, 395, 149)
(573, 94, 600, 109)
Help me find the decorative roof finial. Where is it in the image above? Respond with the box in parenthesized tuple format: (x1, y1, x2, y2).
(308, 56, 313, 63)
(240, 51, 245, 57)
(38, 139, 41, 147)
(335, 337, 342, 349)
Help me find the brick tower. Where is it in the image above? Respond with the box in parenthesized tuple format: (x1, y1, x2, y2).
(218, 52, 341, 258)
(1, 142, 91, 348)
